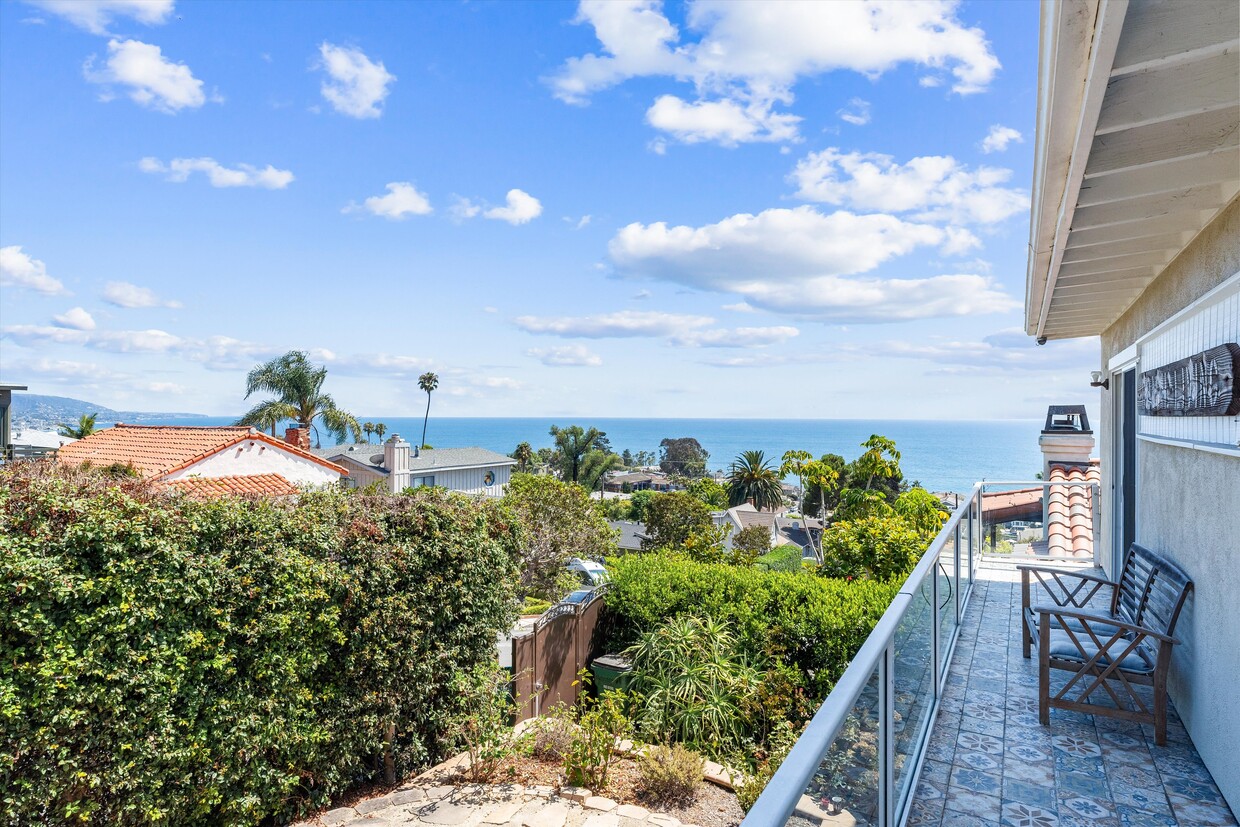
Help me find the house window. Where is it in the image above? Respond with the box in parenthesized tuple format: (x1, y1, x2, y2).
(413, 476, 435, 488)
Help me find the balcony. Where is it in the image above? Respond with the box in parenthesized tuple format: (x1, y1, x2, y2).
(743, 483, 1237, 827)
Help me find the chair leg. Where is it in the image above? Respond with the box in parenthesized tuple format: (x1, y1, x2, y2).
(1154, 681, 1167, 746)
(1022, 614, 1031, 659)
(1038, 615, 1051, 726)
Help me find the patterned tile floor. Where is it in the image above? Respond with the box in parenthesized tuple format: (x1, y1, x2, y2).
(907, 560, 1238, 827)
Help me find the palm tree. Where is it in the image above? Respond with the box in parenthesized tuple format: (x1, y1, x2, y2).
(374, 422, 387, 443)
(549, 424, 602, 483)
(58, 413, 99, 440)
(726, 450, 784, 511)
(580, 450, 623, 491)
(236, 350, 362, 446)
(418, 372, 438, 449)
(363, 422, 375, 443)
(512, 441, 534, 473)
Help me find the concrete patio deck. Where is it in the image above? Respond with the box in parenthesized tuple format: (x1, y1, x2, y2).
(908, 560, 1237, 827)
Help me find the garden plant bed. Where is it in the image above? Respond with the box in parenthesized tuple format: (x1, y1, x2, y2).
(453, 754, 744, 827)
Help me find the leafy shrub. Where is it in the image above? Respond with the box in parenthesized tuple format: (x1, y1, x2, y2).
(526, 704, 576, 762)
(733, 524, 773, 561)
(522, 596, 553, 616)
(605, 553, 897, 699)
(638, 745, 704, 805)
(447, 663, 519, 782)
(625, 616, 759, 756)
(0, 463, 521, 825)
(756, 544, 804, 572)
(819, 514, 928, 581)
(563, 689, 631, 790)
(736, 720, 798, 812)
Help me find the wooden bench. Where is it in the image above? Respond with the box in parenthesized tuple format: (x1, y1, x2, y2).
(1019, 544, 1193, 745)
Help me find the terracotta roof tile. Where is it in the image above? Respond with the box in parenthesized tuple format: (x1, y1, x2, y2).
(56, 424, 347, 479)
(165, 473, 301, 498)
(1045, 460, 1100, 558)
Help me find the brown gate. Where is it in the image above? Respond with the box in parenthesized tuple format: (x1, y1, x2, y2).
(512, 586, 609, 721)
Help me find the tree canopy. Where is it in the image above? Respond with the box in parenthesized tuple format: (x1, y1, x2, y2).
(236, 350, 361, 445)
(658, 437, 709, 478)
(725, 450, 784, 511)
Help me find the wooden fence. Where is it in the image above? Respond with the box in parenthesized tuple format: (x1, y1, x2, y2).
(511, 586, 609, 721)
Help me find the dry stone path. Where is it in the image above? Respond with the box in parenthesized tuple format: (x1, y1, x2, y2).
(292, 783, 708, 827)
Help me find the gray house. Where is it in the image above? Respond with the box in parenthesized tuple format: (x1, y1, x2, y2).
(314, 435, 515, 496)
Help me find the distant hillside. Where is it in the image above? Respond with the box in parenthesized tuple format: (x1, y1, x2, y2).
(9, 394, 209, 431)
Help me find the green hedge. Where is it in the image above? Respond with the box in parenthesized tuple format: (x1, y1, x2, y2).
(603, 554, 899, 697)
(0, 464, 521, 825)
(755, 544, 805, 572)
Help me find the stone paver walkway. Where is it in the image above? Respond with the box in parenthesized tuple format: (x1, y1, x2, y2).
(909, 561, 1238, 827)
(293, 782, 708, 827)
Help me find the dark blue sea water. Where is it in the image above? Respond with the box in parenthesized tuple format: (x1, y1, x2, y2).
(146, 416, 1045, 494)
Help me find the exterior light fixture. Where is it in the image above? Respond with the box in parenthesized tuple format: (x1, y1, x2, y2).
(1090, 370, 1109, 389)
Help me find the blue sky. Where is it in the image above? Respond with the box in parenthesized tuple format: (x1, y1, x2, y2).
(0, 0, 1099, 419)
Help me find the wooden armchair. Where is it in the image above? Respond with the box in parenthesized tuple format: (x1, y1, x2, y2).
(1019, 544, 1193, 745)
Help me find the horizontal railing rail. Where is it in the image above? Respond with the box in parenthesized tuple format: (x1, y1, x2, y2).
(743, 483, 984, 827)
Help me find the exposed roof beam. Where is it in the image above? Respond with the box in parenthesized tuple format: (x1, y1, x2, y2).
(1053, 278, 1154, 296)
(1058, 247, 1168, 270)
(1077, 149, 1240, 206)
(1071, 184, 1232, 229)
(1085, 106, 1240, 176)
(1067, 212, 1210, 246)
(1034, 0, 1131, 340)
(1062, 234, 1188, 260)
(1111, 0, 1239, 76)
(1098, 50, 1239, 134)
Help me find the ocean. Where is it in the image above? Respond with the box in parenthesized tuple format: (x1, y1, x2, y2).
(141, 416, 1046, 494)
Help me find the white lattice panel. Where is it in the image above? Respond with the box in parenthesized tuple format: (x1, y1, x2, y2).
(1138, 278, 1240, 452)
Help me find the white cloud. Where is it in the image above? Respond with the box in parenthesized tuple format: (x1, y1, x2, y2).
(52, 307, 96, 330)
(528, 345, 604, 366)
(0, 246, 68, 295)
(858, 328, 1098, 372)
(645, 95, 800, 145)
(608, 206, 1015, 321)
(980, 124, 1023, 154)
(549, 0, 1000, 145)
(139, 156, 294, 189)
(84, 39, 206, 113)
(30, 0, 173, 35)
(317, 42, 395, 119)
(1, 324, 181, 353)
(345, 182, 433, 219)
(919, 75, 943, 88)
(515, 310, 713, 338)
(837, 97, 871, 126)
(484, 189, 543, 225)
(722, 301, 756, 313)
(670, 326, 799, 348)
(790, 148, 1028, 225)
(102, 281, 182, 309)
(450, 196, 482, 221)
(564, 215, 592, 229)
(312, 350, 434, 378)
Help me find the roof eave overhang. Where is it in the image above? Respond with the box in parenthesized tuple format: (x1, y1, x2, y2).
(1026, 0, 1128, 339)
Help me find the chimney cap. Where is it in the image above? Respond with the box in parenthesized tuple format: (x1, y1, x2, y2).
(1042, 405, 1091, 434)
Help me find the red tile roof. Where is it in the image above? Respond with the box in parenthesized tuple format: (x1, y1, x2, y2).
(1044, 460, 1100, 558)
(165, 473, 301, 498)
(56, 424, 347, 480)
(980, 488, 1044, 523)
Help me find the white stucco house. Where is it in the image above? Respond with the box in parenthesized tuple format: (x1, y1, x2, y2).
(1027, 0, 1239, 804)
(56, 424, 347, 496)
(314, 434, 516, 496)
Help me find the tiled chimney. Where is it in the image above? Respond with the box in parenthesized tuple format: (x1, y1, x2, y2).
(285, 426, 311, 450)
(382, 434, 412, 492)
(1038, 405, 1094, 477)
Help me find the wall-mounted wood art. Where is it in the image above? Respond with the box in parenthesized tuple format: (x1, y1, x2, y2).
(1138, 343, 1239, 416)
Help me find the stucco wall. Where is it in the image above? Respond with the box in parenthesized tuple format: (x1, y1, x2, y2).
(1098, 196, 1240, 807)
(164, 439, 343, 487)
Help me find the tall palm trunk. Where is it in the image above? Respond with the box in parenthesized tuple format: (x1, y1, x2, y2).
(421, 393, 431, 448)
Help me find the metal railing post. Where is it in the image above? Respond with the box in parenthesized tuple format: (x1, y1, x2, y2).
(954, 523, 962, 624)
(879, 642, 895, 827)
(932, 553, 941, 693)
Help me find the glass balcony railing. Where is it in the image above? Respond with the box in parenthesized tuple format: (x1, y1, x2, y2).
(742, 479, 1102, 827)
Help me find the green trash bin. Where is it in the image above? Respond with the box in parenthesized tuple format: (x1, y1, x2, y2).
(590, 654, 633, 693)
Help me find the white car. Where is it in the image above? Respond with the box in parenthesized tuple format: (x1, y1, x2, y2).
(567, 557, 608, 587)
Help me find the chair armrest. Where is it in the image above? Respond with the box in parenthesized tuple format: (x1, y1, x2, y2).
(1017, 565, 1116, 587)
(1032, 606, 1178, 645)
